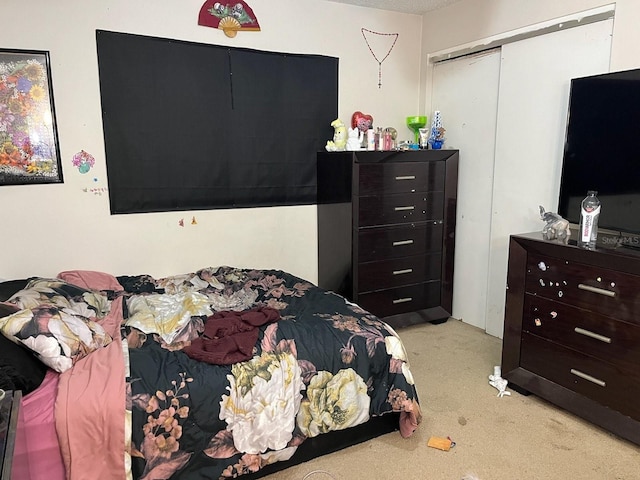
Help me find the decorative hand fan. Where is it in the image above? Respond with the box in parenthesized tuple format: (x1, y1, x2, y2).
(198, 1, 261, 38)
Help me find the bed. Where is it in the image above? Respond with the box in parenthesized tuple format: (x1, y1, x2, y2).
(0, 266, 421, 479)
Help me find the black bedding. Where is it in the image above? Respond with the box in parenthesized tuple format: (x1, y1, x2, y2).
(122, 267, 421, 478)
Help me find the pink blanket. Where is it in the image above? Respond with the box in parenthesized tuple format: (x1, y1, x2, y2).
(13, 370, 65, 480)
(55, 270, 127, 480)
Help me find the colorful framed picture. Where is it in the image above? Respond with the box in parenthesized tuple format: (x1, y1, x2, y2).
(0, 49, 62, 185)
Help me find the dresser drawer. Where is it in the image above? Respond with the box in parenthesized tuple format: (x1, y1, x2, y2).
(358, 161, 445, 195)
(357, 222, 443, 262)
(358, 281, 441, 318)
(357, 253, 442, 293)
(358, 192, 444, 227)
(523, 294, 640, 371)
(525, 253, 640, 325)
(520, 333, 640, 421)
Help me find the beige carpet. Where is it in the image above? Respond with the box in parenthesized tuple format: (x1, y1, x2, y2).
(262, 318, 640, 480)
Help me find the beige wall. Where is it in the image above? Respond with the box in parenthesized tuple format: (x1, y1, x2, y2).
(421, 0, 640, 107)
(0, 0, 423, 281)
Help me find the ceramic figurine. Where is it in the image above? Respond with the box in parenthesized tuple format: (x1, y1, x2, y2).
(346, 127, 364, 151)
(429, 110, 446, 149)
(539, 205, 571, 241)
(325, 119, 348, 152)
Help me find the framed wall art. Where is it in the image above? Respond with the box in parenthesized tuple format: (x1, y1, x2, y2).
(0, 49, 62, 186)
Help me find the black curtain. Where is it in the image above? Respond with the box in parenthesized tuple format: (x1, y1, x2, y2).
(96, 30, 338, 214)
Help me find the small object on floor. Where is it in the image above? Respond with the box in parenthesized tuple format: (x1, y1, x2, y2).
(427, 436, 453, 451)
(462, 475, 482, 480)
(488, 365, 511, 397)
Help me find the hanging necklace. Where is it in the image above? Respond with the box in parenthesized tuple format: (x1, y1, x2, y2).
(361, 28, 399, 88)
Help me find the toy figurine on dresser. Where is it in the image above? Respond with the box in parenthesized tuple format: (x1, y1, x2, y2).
(539, 205, 570, 242)
(346, 127, 363, 151)
(325, 118, 348, 152)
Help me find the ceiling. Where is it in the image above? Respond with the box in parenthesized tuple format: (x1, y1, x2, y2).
(324, 0, 463, 15)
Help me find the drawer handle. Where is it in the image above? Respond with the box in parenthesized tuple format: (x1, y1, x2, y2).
(577, 283, 616, 297)
(394, 206, 415, 212)
(574, 327, 612, 344)
(392, 239, 414, 247)
(392, 268, 413, 275)
(570, 368, 606, 387)
(392, 297, 413, 304)
(395, 175, 416, 181)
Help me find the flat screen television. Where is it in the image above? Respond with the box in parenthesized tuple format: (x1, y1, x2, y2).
(558, 68, 640, 245)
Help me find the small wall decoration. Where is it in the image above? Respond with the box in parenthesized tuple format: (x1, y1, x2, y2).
(82, 186, 108, 196)
(198, 1, 261, 38)
(0, 49, 62, 186)
(361, 28, 399, 88)
(72, 150, 96, 174)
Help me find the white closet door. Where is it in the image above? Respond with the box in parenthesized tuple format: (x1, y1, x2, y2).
(431, 18, 612, 337)
(431, 50, 501, 330)
(485, 18, 612, 338)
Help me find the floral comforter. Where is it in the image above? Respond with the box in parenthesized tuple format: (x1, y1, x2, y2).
(6, 267, 421, 480)
(122, 266, 421, 479)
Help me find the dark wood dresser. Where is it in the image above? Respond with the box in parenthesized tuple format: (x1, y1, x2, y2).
(317, 149, 458, 328)
(502, 232, 640, 445)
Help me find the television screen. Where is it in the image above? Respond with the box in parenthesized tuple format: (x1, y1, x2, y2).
(558, 68, 640, 235)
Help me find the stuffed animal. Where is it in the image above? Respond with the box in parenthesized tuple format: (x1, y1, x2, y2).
(539, 206, 571, 241)
(325, 119, 348, 152)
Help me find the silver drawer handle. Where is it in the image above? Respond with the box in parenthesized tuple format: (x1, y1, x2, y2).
(574, 327, 612, 344)
(392, 297, 413, 304)
(394, 206, 415, 211)
(392, 239, 414, 247)
(577, 283, 616, 297)
(392, 268, 413, 275)
(570, 368, 606, 387)
(395, 175, 416, 181)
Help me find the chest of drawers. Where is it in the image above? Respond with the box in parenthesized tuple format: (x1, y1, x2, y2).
(317, 149, 458, 328)
(502, 232, 640, 445)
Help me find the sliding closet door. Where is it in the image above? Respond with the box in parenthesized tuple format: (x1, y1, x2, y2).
(431, 17, 612, 337)
(431, 50, 501, 330)
(485, 18, 613, 338)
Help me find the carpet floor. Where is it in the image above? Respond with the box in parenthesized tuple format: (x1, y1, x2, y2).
(262, 318, 640, 480)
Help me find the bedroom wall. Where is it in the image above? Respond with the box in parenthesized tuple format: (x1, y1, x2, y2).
(0, 0, 423, 281)
(420, 0, 640, 149)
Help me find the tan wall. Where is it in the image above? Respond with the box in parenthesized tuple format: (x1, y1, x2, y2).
(421, 0, 640, 108)
(0, 0, 423, 281)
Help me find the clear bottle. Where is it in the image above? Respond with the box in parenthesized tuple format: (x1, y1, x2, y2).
(578, 190, 601, 249)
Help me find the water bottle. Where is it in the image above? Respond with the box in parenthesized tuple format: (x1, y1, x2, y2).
(578, 190, 601, 249)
